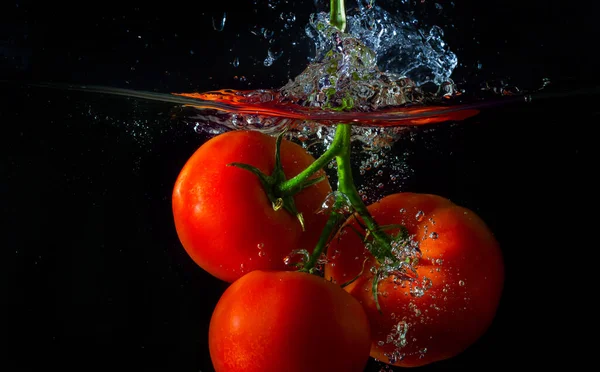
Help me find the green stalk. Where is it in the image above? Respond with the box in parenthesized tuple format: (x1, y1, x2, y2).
(330, 0, 347, 32)
(276, 0, 347, 196)
(334, 125, 392, 248)
(277, 137, 342, 196)
(296, 0, 393, 273)
(301, 125, 392, 273)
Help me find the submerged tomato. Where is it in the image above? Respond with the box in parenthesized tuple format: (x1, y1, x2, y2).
(209, 270, 371, 372)
(172, 130, 332, 283)
(325, 193, 504, 367)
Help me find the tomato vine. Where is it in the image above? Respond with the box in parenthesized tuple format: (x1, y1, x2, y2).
(276, 1, 409, 310)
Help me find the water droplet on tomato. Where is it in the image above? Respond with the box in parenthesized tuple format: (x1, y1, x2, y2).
(458, 280, 465, 286)
(415, 210, 425, 221)
(422, 276, 433, 290)
(410, 284, 424, 297)
(429, 232, 438, 239)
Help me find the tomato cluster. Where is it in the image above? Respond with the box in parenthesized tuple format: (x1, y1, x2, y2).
(172, 130, 504, 371)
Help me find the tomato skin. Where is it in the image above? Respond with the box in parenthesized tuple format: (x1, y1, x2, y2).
(208, 270, 371, 372)
(324, 193, 504, 367)
(172, 130, 332, 283)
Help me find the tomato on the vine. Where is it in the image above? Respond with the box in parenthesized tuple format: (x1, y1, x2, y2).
(172, 130, 332, 283)
(209, 270, 371, 372)
(324, 192, 504, 367)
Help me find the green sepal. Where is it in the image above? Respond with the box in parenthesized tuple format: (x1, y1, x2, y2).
(227, 129, 306, 231)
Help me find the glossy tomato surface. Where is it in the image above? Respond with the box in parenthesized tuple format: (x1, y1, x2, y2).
(325, 193, 504, 367)
(209, 270, 371, 372)
(172, 130, 332, 283)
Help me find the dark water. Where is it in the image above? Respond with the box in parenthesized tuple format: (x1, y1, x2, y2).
(2, 0, 596, 370)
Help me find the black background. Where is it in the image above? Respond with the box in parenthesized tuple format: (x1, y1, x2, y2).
(1, 0, 596, 370)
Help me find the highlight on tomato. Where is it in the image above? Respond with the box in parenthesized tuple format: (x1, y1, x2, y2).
(172, 130, 332, 283)
(208, 270, 371, 372)
(324, 192, 504, 367)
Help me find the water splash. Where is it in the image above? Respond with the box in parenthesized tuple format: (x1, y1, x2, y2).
(309, 3, 457, 85)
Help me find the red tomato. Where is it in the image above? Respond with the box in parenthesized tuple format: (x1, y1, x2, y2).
(209, 270, 371, 372)
(324, 193, 504, 367)
(172, 130, 332, 283)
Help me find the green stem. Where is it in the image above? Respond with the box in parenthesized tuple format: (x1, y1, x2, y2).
(277, 0, 347, 197)
(334, 125, 392, 250)
(299, 0, 392, 272)
(301, 198, 345, 273)
(330, 0, 347, 32)
(277, 137, 343, 196)
(301, 125, 391, 273)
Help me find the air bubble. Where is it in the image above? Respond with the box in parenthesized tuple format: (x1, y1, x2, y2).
(317, 191, 353, 215)
(415, 210, 425, 222)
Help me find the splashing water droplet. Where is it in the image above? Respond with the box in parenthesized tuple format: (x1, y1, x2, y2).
(263, 28, 275, 39)
(280, 11, 296, 24)
(458, 280, 465, 286)
(233, 57, 239, 67)
(212, 13, 226, 31)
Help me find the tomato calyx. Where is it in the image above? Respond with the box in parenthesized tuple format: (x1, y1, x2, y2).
(229, 130, 325, 231)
